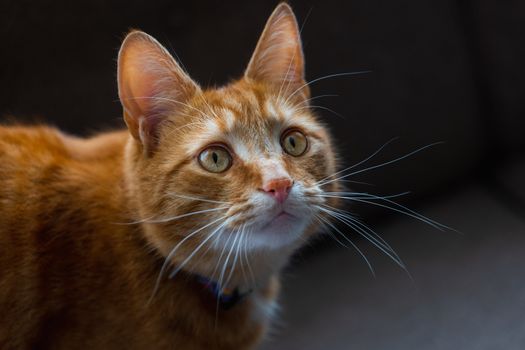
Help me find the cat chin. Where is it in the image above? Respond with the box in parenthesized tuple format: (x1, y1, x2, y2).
(230, 184, 319, 251)
(245, 212, 311, 251)
(208, 210, 311, 254)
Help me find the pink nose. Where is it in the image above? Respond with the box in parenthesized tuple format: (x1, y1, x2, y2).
(261, 178, 293, 204)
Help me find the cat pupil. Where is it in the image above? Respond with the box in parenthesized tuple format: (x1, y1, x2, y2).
(212, 152, 218, 164)
(289, 137, 296, 148)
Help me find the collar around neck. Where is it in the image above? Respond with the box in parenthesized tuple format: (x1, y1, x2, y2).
(193, 275, 253, 310)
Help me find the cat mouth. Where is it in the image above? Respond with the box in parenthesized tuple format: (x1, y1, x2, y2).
(274, 211, 293, 220)
(255, 210, 297, 232)
(265, 210, 296, 227)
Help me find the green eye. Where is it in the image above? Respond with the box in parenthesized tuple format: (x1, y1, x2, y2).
(281, 129, 308, 157)
(198, 146, 232, 173)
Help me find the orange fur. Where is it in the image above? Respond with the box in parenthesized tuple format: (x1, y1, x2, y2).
(0, 4, 339, 349)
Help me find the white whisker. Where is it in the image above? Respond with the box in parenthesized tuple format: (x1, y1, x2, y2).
(293, 104, 344, 118)
(148, 216, 226, 304)
(294, 94, 339, 108)
(224, 224, 245, 289)
(333, 195, 451, 231)
(237, 225, 249, 287)
(243, 228, 256, 288)
(123, 206, 229, 225)
(168, 220, 229, 280)
(284, 71, 372, 106)
(315, 138, 398, 185)
(210, 227, 236, 282)
(218, 228, 241, 294)
(121, 96, 215, 120)
(316, 190, 453, 232)
(168, 193, 231, 205)
(317, 191, 410, 201)
(321, 203, 400, 259)
(318, 206, 404, 267)
(316, 215, 375, 276)
(317, 206, 406, 271)
(318, 142, 444, 187)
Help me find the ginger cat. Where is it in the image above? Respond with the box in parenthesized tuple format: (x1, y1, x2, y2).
(0, 3, 338, 349)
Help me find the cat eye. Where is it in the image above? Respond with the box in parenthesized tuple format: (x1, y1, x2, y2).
(198, 146, 232, 173)
(281, 129, 308, 157)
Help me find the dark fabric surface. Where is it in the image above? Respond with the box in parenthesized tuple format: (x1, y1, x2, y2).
(467, 0, 525, 153)
(261, 185, 525, 349)
(500, 158, 525, 206)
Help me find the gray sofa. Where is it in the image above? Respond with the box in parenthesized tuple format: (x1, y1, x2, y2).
(1, 0, 524, 349)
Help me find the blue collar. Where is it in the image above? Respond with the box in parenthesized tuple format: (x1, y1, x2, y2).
(194, 275, 252, 310)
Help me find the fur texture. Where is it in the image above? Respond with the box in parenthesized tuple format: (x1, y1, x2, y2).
(0, 4, 338, 349)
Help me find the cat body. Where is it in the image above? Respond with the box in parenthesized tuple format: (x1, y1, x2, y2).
(0, 4, 338, 349)
(0, 126, 275, 349)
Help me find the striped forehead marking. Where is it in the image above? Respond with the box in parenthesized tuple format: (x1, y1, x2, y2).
(184, 92, 324, 161)
(281, 103, 296, 120)
(232, 138, 252, 162)
(265, 100, 279, 119)
(221, 108, 236, 131)
(202, 118, 221, 136)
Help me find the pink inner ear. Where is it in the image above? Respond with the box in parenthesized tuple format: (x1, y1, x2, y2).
(121, 56, 164, 119)
(120, 63, 159, 143)
(137, 111, 165, 149)
(118, 31, 199, 154)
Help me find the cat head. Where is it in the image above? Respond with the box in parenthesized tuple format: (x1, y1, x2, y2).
(118, 3, 339, 285)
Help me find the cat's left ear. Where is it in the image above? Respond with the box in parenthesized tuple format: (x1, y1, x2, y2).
(118, 31, 199, 155)
(245, 3, 308, 100)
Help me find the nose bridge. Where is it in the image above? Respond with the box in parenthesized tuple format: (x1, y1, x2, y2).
(263, 177, 293, 192)
(260, 158, 290, 185)
(259, 158, 293, 204)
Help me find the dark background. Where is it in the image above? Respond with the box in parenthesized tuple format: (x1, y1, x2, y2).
(3, 0, 524, 200)
(2, 1, 525, 349)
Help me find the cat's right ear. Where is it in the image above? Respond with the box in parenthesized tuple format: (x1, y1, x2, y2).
(118, 31, 199, 155)
(244, 3, 308, 100)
